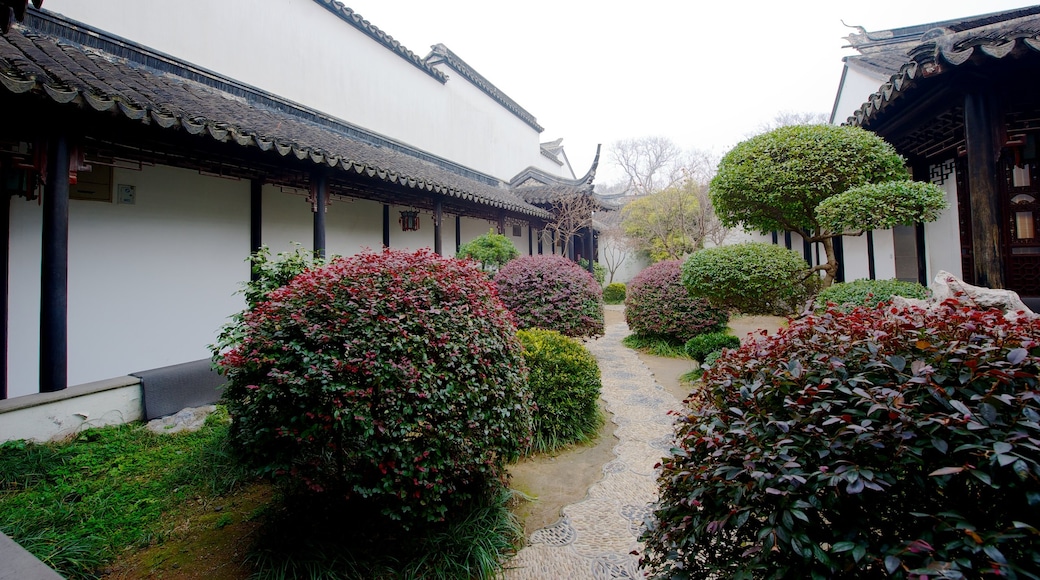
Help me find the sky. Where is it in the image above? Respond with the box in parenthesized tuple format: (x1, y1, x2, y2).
(346, 1, 1037, 184)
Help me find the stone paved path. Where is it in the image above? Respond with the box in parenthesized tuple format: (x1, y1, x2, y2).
(504, 313, 683, 579)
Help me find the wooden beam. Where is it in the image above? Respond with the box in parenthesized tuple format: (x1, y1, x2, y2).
(40, 135, 69, 393)
(964, 91, 1005, 288)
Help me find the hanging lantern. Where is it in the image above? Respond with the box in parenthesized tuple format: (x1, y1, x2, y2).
(400, 210, 420, 231)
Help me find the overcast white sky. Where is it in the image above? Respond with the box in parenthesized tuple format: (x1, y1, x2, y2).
(347, 1, 1037, 183)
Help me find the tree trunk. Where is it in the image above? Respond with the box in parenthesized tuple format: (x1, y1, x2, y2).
(821, 237, 838, 288)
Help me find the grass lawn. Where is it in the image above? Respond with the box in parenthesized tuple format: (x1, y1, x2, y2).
(0, 410, 522, 579)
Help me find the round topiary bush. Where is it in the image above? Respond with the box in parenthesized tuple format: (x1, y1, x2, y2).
(815, 278, 930, 312)
(456, 228, 519, 272)
(603, 282, 627, 304)
(683, 331, 740, 362)
(517, 329, 602, 453)
(493, 255, 604, 338)
(215, 249, 533, 526)
(626, 260, 728, 343)
(642, 300, 1040, 578)
(682, 242, 812, 315)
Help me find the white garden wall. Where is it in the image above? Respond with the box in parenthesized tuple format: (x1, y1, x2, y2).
(41, 0, 571, 182)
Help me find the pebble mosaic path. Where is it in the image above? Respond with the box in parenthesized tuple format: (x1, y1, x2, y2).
(504, 308, 685, 579)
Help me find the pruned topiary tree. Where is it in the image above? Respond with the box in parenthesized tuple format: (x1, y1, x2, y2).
(710, 124, 947, 287)
(456, 228, 519, 272)
(682, 242, 816, 315)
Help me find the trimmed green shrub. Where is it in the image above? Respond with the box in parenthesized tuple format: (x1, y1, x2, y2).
(815, 278, 930, 312)
(456, 228, 519, 272)
(603, 282, 627, 304)
(642, 301, 1040, 578)
(683, 331, 740, 362)
(682, 242, 812, 315)
(579, 258, 607, 286)
(215, 249, 533, 527)
(626, 260, 728, 343)
(494, 255, 605, 338)
(517, 329, 602, 454)
(244, 244, 325, 309)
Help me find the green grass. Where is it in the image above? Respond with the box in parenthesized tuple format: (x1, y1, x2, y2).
(1, 409, 529, 579)
(0, 410, 250, 579)
(621, 334, 691, 359)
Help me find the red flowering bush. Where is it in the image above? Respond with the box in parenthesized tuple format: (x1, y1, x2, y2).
(626, 260, 728, 343)
(215, 249, 533, 526)
(493, 255, 604, 338)
(642, 301, 1040, 578)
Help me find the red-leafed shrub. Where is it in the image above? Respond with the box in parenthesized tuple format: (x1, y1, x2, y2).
(642, 301, 1040, 578)
(626, 260, 728, 343)
(493, 255, 604, 338)
(215, 249, 533, 526)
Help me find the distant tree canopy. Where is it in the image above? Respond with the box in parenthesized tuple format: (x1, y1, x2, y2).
(621, 181, 705, 262)
(710, 124, 947, 287)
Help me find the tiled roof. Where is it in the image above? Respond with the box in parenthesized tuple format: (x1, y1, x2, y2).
(426, 44, 543, 133)
(514, 145, 604, 206)
(845, 8, 1040, 128)
(0, 9, 551, 218)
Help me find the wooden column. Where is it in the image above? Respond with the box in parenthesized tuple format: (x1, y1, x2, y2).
(528, 225, 533, 256)
(433, 198, 443, 256)
(383, 204, 390, 248)
(537, 228, 543, 254)
(455, 215, 461, 253)
(964, 90, 1005, 288)
(40, 135, 69, 393)
(312, 172, 326, 259)
(833, 236, 845, 283)
(866, 231, 876, 280)
(915, 223, 928, 285)
(585, 228, 594, 273)
(0, 191, 8, 400)
(249, 179, 262, 282)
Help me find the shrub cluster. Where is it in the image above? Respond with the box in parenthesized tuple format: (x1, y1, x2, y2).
(815, 278, 930, 312)
(517, 329, 602, 453)
(215, 249, 533, 526)
(603, 282, 626, 304)
(684, 331, 740, 363)
(579, 258, 607, 286)
(682, 242, 812, 315)
(494, 255, 604, 338)
(642, 301, 1040, 578)
(626, 260, 728, 343)
(456, 228, 519, 272)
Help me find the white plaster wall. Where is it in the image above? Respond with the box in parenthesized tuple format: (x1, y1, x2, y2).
(387, 204, 437, 251)
(8, 165, 250, 398)
(459, 215, 499, 251)
(598, 236, 647, 285)
(260, 188, 382, 258)
(924, 163, 963, 280)
(841, 234, 872, 281)
(41, 0, 563, 182)
(873, 229, 898, 281)
(832, 65, 888, 124)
